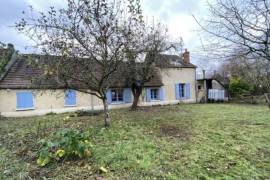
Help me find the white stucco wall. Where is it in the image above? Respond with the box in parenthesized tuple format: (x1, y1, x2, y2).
(0, 90, 101, 117)
(160, 68, 196, 103)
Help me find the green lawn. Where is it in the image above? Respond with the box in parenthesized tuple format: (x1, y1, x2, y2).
(0, 104, 269, 179)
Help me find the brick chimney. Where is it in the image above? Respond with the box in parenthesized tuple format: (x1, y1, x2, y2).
(182, 49, 190, 64)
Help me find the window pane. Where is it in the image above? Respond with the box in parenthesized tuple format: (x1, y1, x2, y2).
(150, 89, 158, 100)
(118, 89, 123, 101)
(112, 90, 117, 102)
(180, 84, 185, 98)
(111, 89, 123, 102)
(118, 96, 123, 101)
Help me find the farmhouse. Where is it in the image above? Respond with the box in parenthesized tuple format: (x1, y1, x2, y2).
(0, 49, 197, 117)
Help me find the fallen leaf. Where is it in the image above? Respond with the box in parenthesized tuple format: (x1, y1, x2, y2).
(99, 167, 108, 173)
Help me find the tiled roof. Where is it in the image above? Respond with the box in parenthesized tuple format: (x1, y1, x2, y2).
(155, 54, 197, 68)
(0, 55, 164, 89)
(0, 57, 59, 89)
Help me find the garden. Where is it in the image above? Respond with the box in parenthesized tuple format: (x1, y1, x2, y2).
(0, 104, 269, 179)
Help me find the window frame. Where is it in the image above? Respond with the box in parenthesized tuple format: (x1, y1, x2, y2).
(16, 91, 35, 111)
(179, 83, 186, 98)
(150, 88, 159, 101)
(111, 89, 124, 103)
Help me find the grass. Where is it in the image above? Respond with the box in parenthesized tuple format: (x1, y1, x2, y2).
(0, 104, 269, 179)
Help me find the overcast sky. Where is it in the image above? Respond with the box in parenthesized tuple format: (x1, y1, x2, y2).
(0, 0, 211, 69)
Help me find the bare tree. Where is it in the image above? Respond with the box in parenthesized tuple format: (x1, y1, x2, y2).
(219, 52, 270, 107)
(0, 43, 15, 75)
(195, 0, 270, 62)
(221, 54, 270, 94)
(16, 0, 142, 126)
(123, 22, 182, 110)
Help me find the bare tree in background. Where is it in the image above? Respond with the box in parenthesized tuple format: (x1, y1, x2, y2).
(195, 0, 270, 62)
(219, 51, 270, 106)
(123, 21, 182, 110)
(16, 0, 143, 126)
(0, 43, 15, 76)
(221, 55, 270, 92)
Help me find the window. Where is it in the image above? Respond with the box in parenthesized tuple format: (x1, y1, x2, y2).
(150, 88, 159, 100)
(146, 88, 164, 102)
(111, 89, 124, 102)
(176, 83, 190, 100)
(198, 85, 202, 90)
(179, 84, 185, 98)
(16, 92, 34, 110)
(65, 90, 76, 106)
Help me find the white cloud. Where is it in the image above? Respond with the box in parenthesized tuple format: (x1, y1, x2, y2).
(141, 0, 210, 67)
(142, 0, 207, 52)
(0, 0, 210, 68)
(25, 0, 65, 10)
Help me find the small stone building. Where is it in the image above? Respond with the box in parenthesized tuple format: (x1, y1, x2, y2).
(197, 71, 229, 102)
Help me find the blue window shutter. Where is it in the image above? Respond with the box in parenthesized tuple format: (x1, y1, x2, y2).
(146, 88, 151, 102)
(106, 89, 112, 104)
(16, 92, 24, 109)
(16, 92, 34, 109)
(143, 89, 147, 101)
(175, 84, 180, 100)
(124, 88, 132, 103)
(159, 87, 164, 101)
(185, 83, 191, 99)
(65, 90, 76, 106)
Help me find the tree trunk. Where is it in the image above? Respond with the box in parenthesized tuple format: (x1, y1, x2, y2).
(131, 86, 142, 111)
(265, 93, 270, 109)
(102, 98, 110, 127)
(131, 92, 141, 110)
(251, 95, 255, 104)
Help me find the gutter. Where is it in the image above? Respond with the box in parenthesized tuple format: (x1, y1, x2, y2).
(0, 51, 18, 81)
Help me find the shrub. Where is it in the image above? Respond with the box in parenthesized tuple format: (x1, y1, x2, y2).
(229, 77, 253, 97)
(45, 112, 57, 116)
(37, 129, 93, 167)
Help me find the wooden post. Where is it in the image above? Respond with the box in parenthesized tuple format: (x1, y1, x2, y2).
(202, 70, 207, 103)
(204, 80, 207, 103)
